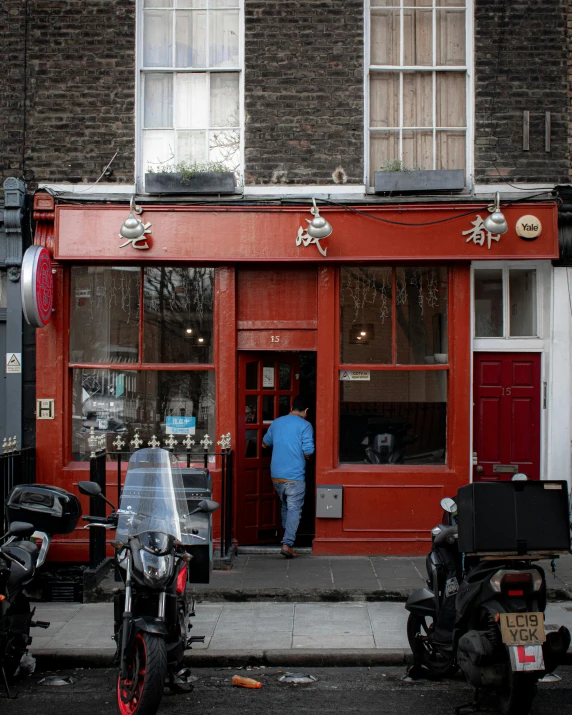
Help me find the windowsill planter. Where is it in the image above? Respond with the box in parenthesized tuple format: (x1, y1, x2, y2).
(145, 171, 237, 195)
(374, 169, 465, 194)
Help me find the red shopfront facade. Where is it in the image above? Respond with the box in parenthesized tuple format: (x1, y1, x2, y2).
(33, 198, 559, 559)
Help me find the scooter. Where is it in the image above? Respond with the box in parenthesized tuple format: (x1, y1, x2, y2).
(362, 422, 416, 464)
(1, 483, 81, 697)
(79, 447, 219, 715)
(405, 494, 571, 715)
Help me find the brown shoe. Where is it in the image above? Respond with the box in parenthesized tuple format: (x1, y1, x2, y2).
(280, 545, 299, 559)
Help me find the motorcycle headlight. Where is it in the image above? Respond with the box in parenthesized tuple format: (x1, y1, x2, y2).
(140, 551, 173, 586)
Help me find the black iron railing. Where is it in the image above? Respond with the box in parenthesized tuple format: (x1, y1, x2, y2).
(1, 445, 36, 531)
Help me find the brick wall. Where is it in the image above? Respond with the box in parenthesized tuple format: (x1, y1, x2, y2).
(475, 0, 569, 184)
(244, 0, 364, 186)
(0, 1, 136, 187)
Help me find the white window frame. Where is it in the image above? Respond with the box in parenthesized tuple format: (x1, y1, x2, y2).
(136, 0, 244, 189)
(364, 0, 474, 188)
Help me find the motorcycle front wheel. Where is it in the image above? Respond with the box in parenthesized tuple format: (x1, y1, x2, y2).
(497, 671, 537, 715)
(406, 613, 456, 677)
(117, 631, 167, 715)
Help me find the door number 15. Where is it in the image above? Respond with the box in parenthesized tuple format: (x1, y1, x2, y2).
(500, 387, 512, 395)
(271, 335, 280, 343)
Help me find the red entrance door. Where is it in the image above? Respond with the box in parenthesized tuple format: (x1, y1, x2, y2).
(473, 353, 541, 481)
(236, 352, 300, 544)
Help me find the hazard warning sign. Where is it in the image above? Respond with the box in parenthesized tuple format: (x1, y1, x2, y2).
(6, 353, 22, 374)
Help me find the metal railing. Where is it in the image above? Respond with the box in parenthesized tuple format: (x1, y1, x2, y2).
(87, 431, 234, 568)
(1, 440, 36, 531)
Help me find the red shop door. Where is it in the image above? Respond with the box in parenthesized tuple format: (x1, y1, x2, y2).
(473, 353, 541, 481)
(236, 352, 300, 545)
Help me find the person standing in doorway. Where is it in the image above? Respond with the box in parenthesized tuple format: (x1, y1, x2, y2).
(262, 395, 315, 558)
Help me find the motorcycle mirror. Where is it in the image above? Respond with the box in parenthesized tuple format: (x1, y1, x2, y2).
(440, 497, 457, 514)
(192, 499, 220, 515)
(512, 473, 528, 481)
(78, 481, 102, 497)
(8, 521, 36, 538)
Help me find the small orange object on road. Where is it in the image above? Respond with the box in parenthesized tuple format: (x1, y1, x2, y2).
(231, 675, 262, 689)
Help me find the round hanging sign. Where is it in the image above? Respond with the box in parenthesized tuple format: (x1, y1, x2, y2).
(21, 245, 54, 328)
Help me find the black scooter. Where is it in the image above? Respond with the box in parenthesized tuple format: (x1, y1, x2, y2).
(405, 496, 571, 715)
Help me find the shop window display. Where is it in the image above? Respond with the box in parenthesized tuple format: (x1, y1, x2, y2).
(69, 265, 215, 460)
(339, 266, 448, 465)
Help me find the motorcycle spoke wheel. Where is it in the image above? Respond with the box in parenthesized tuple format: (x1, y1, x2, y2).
(117, 632, 167, 715)
(406, 613, 455, 677)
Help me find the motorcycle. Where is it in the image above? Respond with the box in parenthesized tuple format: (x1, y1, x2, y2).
(405, 493, 571, 715)
(78, 447, 219, 715)
(1, 484, 81, 697)
(362, 422, 416, 464)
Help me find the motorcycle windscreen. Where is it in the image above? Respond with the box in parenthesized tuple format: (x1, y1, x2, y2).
(116, 447, 190, 542)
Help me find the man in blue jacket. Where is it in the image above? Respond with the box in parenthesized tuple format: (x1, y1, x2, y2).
(262, 395, 315, 558)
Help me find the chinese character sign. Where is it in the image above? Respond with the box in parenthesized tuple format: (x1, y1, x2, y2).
(462, 215, 500, 250)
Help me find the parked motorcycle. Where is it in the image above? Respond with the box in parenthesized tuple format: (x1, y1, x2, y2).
(362, 422, 416, 464)
(1, 484, 81, 697)
(405, 492, 571, 714)
(78, 447, 219, 715)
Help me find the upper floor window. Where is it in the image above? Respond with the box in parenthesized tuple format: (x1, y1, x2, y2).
(367, 1, 469, 184)
(140, 0, 242, 182)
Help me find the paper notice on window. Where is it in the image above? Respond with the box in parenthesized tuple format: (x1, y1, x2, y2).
(263, 367, 275, 388)
(339, 370, 370, 381)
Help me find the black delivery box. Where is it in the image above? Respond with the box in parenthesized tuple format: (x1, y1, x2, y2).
(457, 481, 570, 554)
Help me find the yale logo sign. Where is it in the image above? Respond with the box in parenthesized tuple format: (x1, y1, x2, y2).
(516, 215, 542, 241)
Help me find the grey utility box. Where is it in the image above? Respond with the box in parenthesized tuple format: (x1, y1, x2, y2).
(316, 485, 343, 518)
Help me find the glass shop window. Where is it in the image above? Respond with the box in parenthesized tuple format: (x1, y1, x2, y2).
(474, 267, 537, 338)
(339, 266, 449, 465)
(71, 368, 215, 459)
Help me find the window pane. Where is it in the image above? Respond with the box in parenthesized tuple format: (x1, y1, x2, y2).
(144, 10, 173, 67)
(279, 363, 291, 390)
(439, 1, 465, 6)
(402, 129, 433, 169)
(370, 130, 399, 183)
(209, 10, 239, 67)
(178, 130, 208, 163)
(211, 0, 239, 7)
(209, 129, 240, 172)
(245, 361, 258, 389)
(371, 1, 400, 6)
(436, 130, 465, 171)
(437, 10, 465, 66)
(144, 267, 214, 363)
(177, 0, 206, 8)
(509, 269, 537, 337)
(144, 73, 173, 128)
(396, 267, 448, 365)
(403, 72, 432, 128)
(246, 395, 258, 423)
(370, 73, 398, 128)
(176, 10, 207, 67)
(341, 267, 393, 364)
(474, 269, 503, 338)
(279, 395, 290, 416)
(175, 73, 208, 128)
(145, 1, 174, 7)
(72, 369, 215, 460)
(211, 73, 239, 127)
(143, 129, 176, 171)
(436, 73, 466, 127)
(70, 267, 140, 364)
(339, 371, 447, 464)
(0, 270, 7, 309)
(371, 10, 399, 65)
(403, 10, 432, 66)
(262, 396, 274, 422)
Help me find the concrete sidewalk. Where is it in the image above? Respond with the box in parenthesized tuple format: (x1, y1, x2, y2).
(89, 553, 572, 603)
(29, 600, 572, 668)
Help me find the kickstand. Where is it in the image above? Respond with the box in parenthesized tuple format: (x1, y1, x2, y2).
(454, 688, 485, 714)
(0, 666, 18, 699)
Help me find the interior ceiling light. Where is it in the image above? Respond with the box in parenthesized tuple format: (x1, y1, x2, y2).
(186, 328, 193, 334)
(483, 192, 509, 235)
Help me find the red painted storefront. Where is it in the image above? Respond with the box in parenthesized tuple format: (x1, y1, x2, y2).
(32, 197, 559, 559)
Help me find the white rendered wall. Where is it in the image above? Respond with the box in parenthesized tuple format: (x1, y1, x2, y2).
(547, 267, 572, 492)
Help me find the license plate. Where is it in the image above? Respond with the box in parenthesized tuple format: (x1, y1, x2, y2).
(500, 612, 545, 645)
(508, 645, 545, 672)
